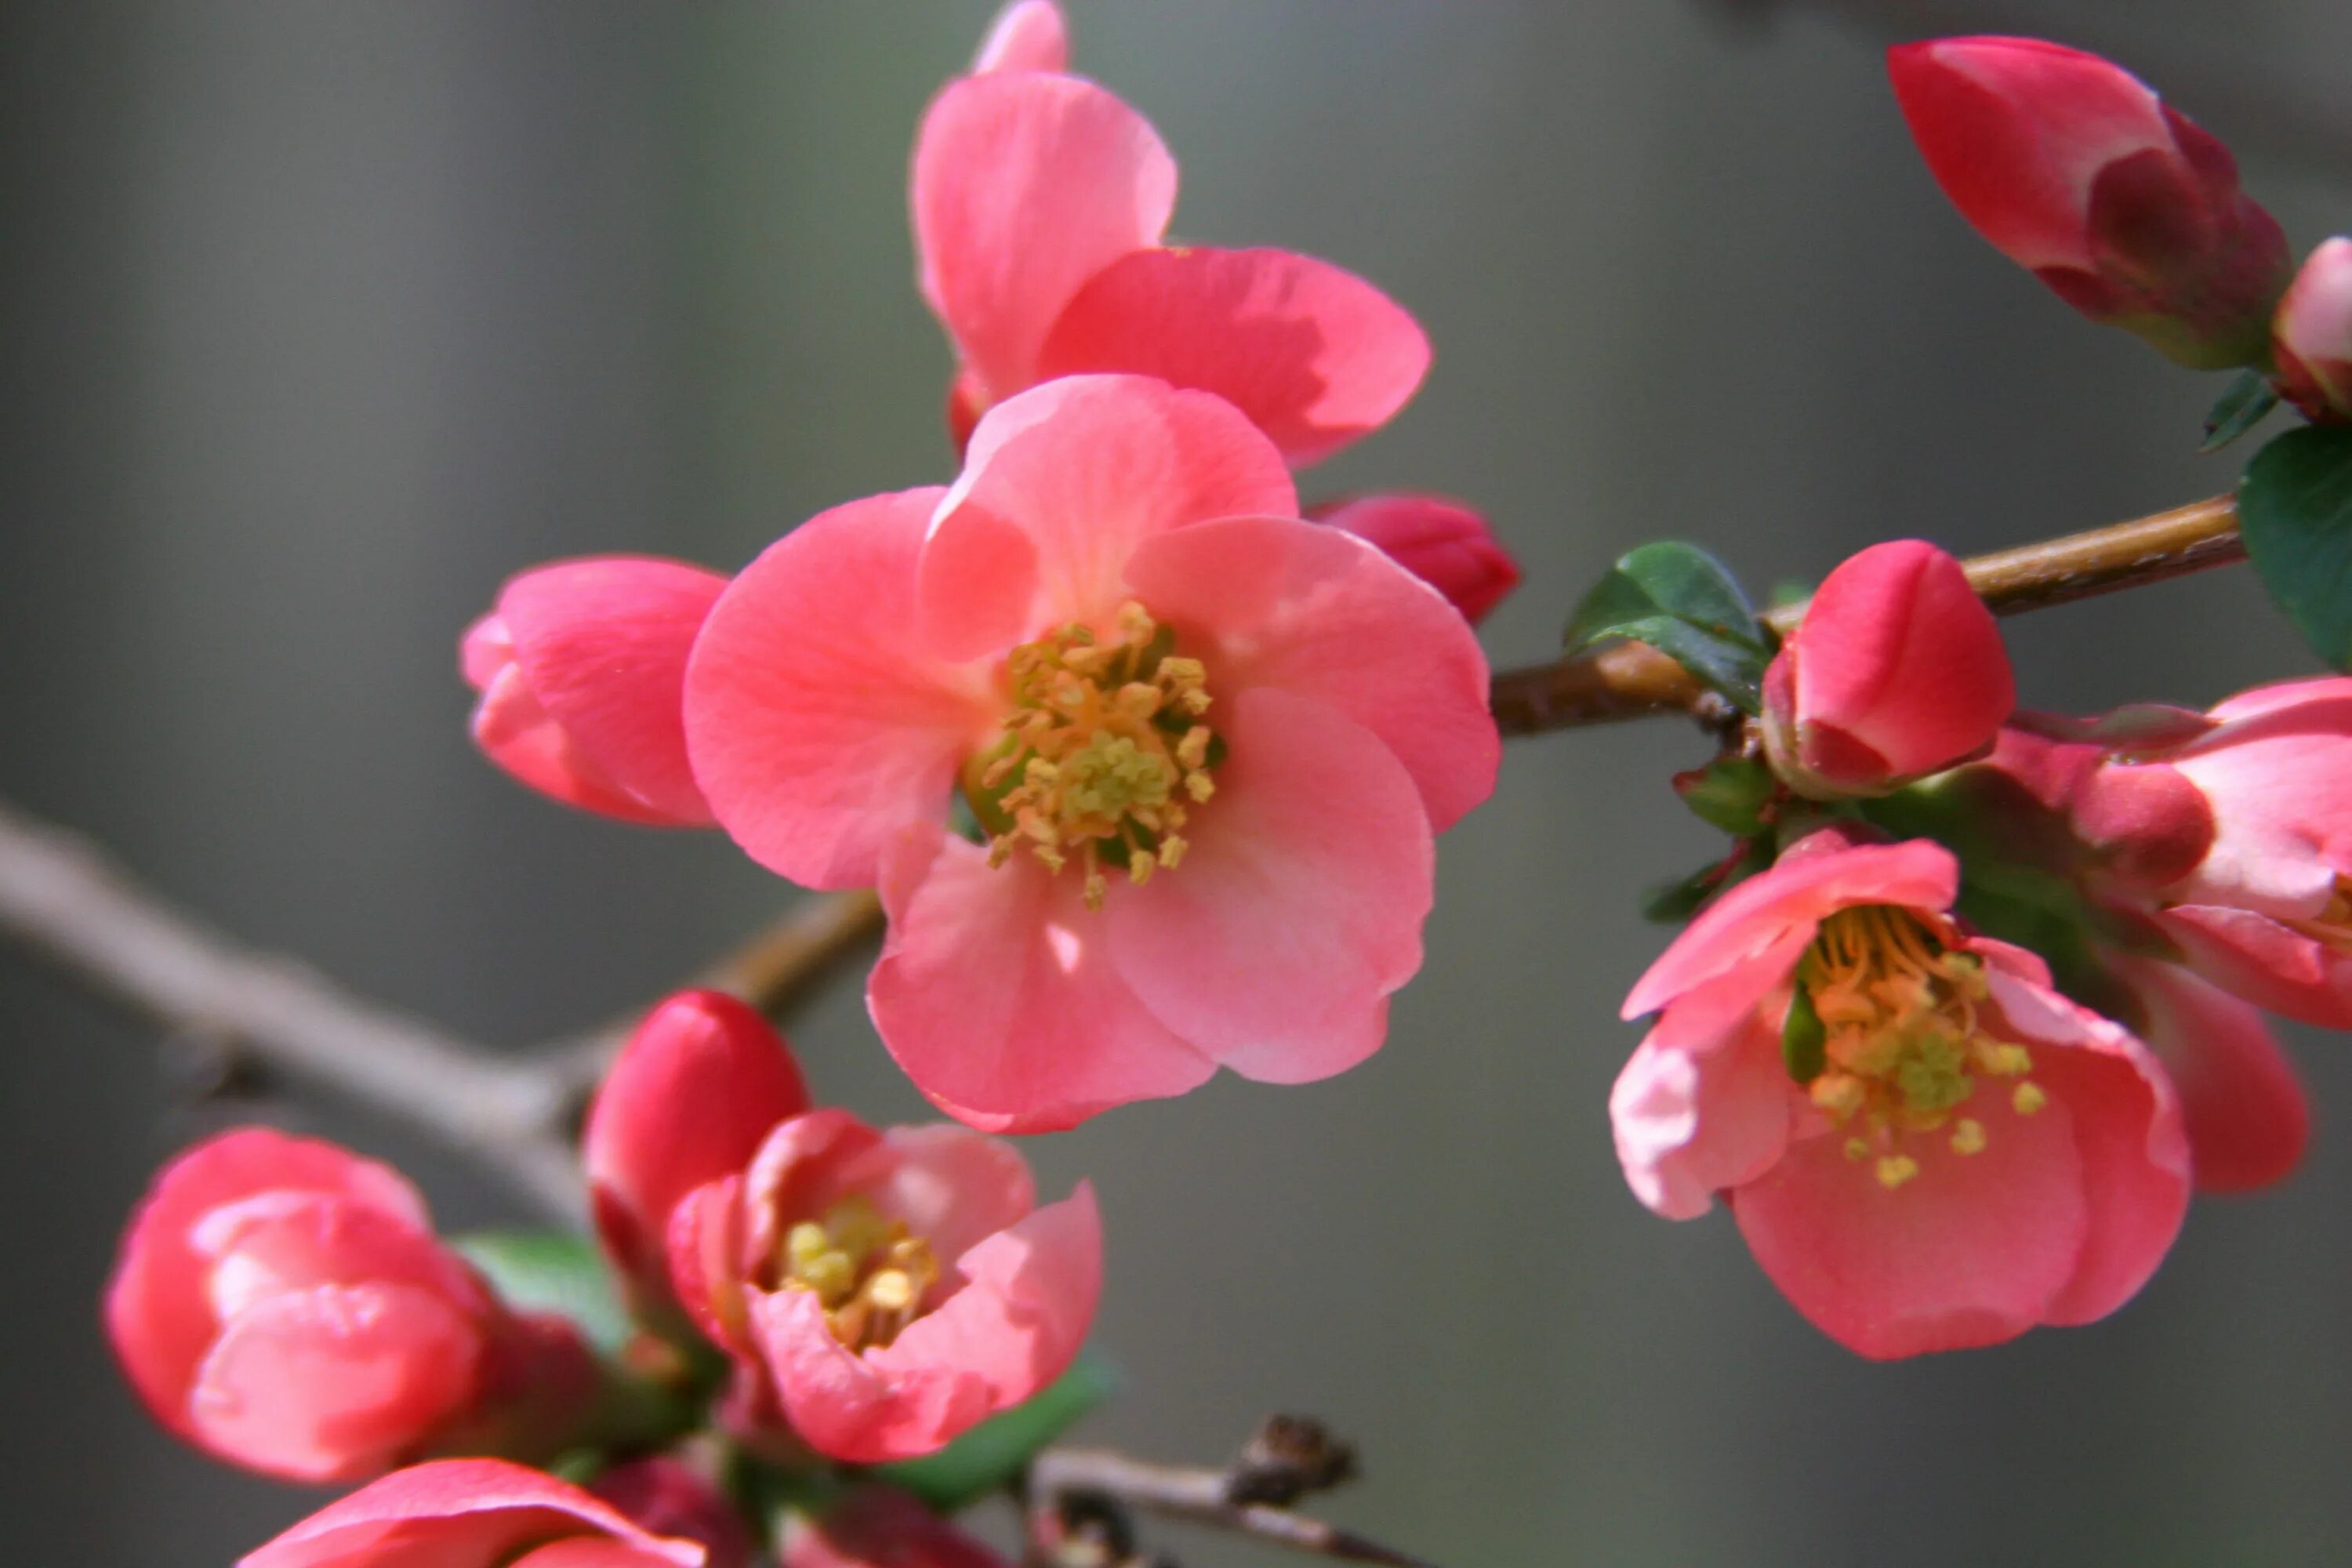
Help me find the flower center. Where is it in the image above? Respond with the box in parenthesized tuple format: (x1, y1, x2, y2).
(967, 601, 1218, 909)
(779, 1196, 939, 1352)
(1795, 905, 2046, 1192)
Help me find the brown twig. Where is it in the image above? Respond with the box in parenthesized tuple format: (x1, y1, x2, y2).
(0, 797, 582, 1218)
(1490, 492, 2244, 737)
(1030, 1446, 1443, 1568)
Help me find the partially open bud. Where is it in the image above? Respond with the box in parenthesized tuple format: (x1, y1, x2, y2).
(1313, 494, 1521, 626)
(1762, 540, 2014, 799)
(1888, 37, 2290, 368)
(2273, 239, 2352, 423)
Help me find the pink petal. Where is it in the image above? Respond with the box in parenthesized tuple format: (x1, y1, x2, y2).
(510, 1544, 692, 1568)
(1108, 688, 1432, 1083)
(1622, 840, 1959, 1021)
(1121, 514, 1497, 832)
(2115, 955, 2308, 1192)
(1313, 493, 1521, 626)
(782, 1488, 1011, 1568)
(491, 557, 729, 825)
(859, 1125, 1036, 1272)
(586, 992, 811, 1313)
(1610, 1016, 1792, 1221)
(470, 662, 674, 826)
(238, 1459, 703, 1568)
(921, 375, 1298, 659)
(1733, 1091, 2089, 1360)
(1035, 247, 1430, 466)
(913, 72, 1176, 401)
(2207, 674, 2352, 724)
(191, 1283, 483, 1482)
(2158, 903, 2352, 1028)
(685, 488, 997, 889)
(1982, 971, 2189, 1325)
(191, 1193, 485, 1323)
(106, 1129, 431, 1443)
(971, 0, 1069, 74)
(868, 830, 1213, 1132)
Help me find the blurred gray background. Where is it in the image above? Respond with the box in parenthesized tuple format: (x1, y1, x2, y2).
(6, 2, 2351, 1563)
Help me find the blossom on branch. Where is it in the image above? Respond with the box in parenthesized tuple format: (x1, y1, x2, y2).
(666, 1105, 1100, 1463)
(1611, 829, 2190, 1359)
(238, 1458, 707, 1568)
(2274, 238, 2352, 423)
(107, 1129, 597, 1483)
(1760, 539, 2014, 799)
(917, 2, 1429, 463)
(683, 375, 1497, 1129)
(1888, 36, 2290, 368)
(463, 557, 727, 826)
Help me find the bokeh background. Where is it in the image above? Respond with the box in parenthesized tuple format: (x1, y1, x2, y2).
(6, 2, 2351, 1563)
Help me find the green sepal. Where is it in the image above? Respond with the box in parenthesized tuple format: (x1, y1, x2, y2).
(2201, 369, 2281, 453)
(2238, 425, 2352, 670)
(1563, 542, 1771, 713)
(873, 1352, 1119, 1512)
(454, 1230, 634, 1357)
(1780, 979, 1826, 1084)
(1640, 837, 1769, 924)
(1676, 757, 1777, 836)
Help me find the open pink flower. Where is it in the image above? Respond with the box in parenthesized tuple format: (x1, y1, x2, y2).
(1613, 831, 2189, 1359)
(107, 1129, 595, 1483)
(782, 1487, 1008, 1568)
(1313, 494, 1521, 626)
(239, 1459, 706, 1568)
(462, 557, 727, 826)
(1888, 37, 2289, 367)
(916, 2, 1428, 464)
(2274, 238, 2352, 423)
(1760, 540, 2013, 798)
(585, 989, 812, 1327)
(667, 1107, 1100, 1464)
(2094, 678, 2352, 1027)
(683, 375, 1496, 1129)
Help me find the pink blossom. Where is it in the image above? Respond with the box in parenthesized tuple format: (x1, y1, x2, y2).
(916, 4, 1428, 464)
(591, 1459, 757, 1568)
(682, 375, 1497, 1129)
(2109, 956, 2308, 1194)
(1887, 37, 2289, 367)
(666, 1108, 1101, 1464)
(238, 1459, 706, 1568)
(1760, 540, 2014, 798)
(585, 990, 811, 1326)
(462, 557, 727, 826)
(2274, 238, 2352, 423)
(1613, 832, 2190, 1359)
(107, 1129, 596, 1483)
(781, 1487, 1009, 1568)
(1313, 494, 1521, 626)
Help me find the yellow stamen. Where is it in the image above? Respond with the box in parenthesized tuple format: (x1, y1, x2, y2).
(1875, 1154, 1922, 1191)
(2013, 1082, 2048, 1116)
(970, 603, 1219, 909)
(776, 1196, 940, 1352)
(1949, 1119, 1987, 1156)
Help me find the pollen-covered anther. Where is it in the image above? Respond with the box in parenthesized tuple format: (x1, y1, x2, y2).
(780, 1196, 940, 1352)
(978, 602, 1220, 909)
(1795, 904, 2045, 1187)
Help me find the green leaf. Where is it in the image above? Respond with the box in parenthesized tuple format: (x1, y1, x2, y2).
(1781, 981, 1826, 1083)
(1676, 757, 1777, 836)
(454, 1231, 634, 1356)
(2241, 426, 2352, 670)
(2201, 370, 2282, 454)
(874, 1352, 1119, 1511)
(1563, 543, 1770, 713)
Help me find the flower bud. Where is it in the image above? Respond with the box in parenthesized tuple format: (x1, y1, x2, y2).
(1888, 37, 2290, 368)
(1761, 540, 2014, 799)
(585, 991, 811, 1331)
(239, 1459, 706, 1568)
(593, 1457, 756, 1568)
(782, 1488, 1008, 1568)
(1313, 495, 1520, 625)
(2273, 239, 2352, 423)
(107, 1130, 597, 1484)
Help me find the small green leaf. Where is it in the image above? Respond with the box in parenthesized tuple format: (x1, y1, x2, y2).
(1676, 757, 1777, 836)
(454, 1231, 634, 1356)
(875, 1352, 1118, 1511)
(1781, 982, 1826, 1083)
(2238, 426, 2352, 670)
(1564, 543, 1770, 713)
(2200, 370, 2281, 453)
(1640, 864, 1723, 923)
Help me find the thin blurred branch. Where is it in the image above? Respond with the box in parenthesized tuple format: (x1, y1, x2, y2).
(0, 797, 583, 1218)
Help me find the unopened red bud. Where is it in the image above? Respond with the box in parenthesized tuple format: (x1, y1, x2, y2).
(1889, 36, 2290, 368)
(1314, 494, 1521, 625)
(2273, 239, 2352, 423)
